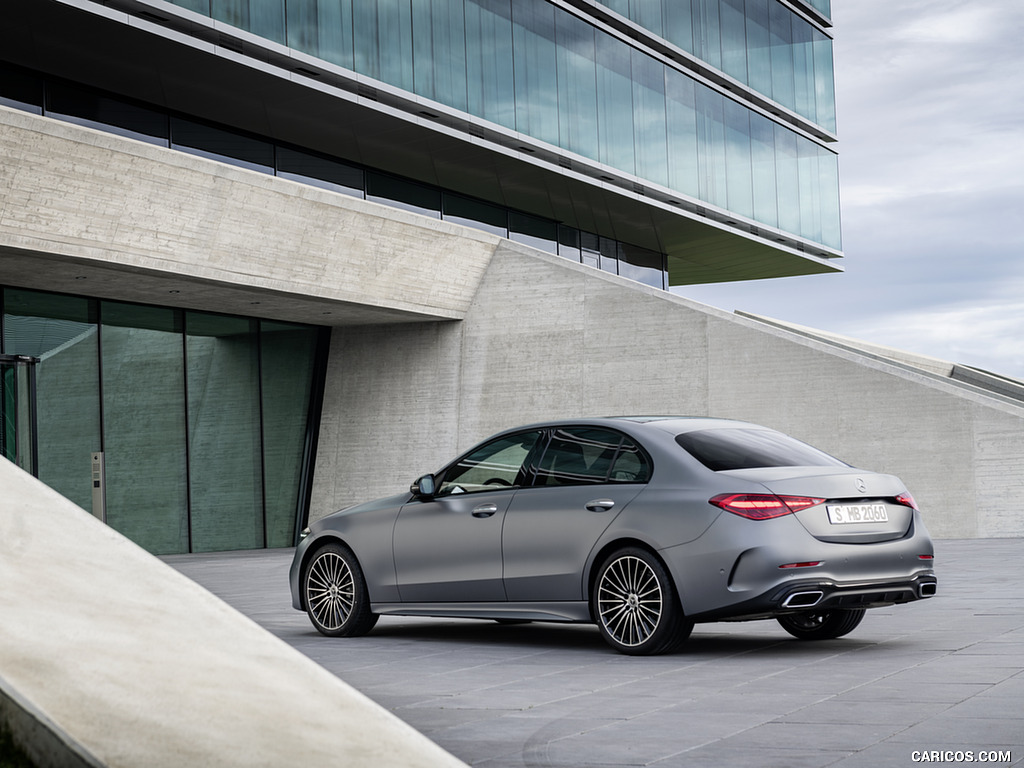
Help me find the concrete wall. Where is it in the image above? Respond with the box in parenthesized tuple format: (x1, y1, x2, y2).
(0, 455, 467, 768)
(0, 106, 495, 324)
(313, 244, 1024, 539)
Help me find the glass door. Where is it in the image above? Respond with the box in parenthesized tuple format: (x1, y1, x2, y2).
(0, 354, 39, 476)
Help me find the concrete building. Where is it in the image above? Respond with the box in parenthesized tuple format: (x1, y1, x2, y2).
(1, 0, 1022, 548)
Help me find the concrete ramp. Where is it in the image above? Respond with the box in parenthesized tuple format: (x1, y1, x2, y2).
(0, 457, 466, 768)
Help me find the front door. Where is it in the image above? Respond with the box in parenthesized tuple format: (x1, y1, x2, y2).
(393, 429, 543, 602)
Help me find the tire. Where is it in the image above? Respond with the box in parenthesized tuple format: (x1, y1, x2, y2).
(777, 608, 865, 640)
(302, 542, 379, 637)
(592, 547, 692, 655)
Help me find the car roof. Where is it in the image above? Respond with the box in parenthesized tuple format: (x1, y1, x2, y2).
(505, 416, 765, 435)
(607, 416, 766, 434)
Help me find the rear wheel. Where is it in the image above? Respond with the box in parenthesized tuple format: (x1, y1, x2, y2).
(592, 547, 692, 655)
(303, 542, 378, 637)
(777, 608, 865, 640)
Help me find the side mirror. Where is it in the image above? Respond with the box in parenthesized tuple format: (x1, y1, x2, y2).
(410, 474, 436, 499)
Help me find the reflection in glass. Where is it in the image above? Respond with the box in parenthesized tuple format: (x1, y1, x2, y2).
(618, 245, 666, 289)
(509, 212, 557, 254)
(46, 82, 169, 147)
(443, 194, 508, 237)
(3, 289, 100, 511)
(160, 0, 840, 250)
(277, 147, 364, 198)
(367, 173, 441, 219)
(171, 117, 275, 174)
(187, 312, 264, 552)
(261, 321, 318, 547)
(101, 303, 188, 554)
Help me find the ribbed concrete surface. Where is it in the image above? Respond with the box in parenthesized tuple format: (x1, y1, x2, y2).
(0, 457, 466, 768)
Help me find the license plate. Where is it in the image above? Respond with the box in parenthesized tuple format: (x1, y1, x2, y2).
(826, 503, 889, 525)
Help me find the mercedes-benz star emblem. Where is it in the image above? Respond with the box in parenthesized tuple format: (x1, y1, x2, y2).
(855, 477, 868, 494)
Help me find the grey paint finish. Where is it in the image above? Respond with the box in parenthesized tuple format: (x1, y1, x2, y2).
(295, 416, 935, 653)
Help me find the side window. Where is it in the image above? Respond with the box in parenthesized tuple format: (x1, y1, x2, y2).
(533, 428, 650, 486)
(609, 439, 651, 483)
(436, 431, 541, 496)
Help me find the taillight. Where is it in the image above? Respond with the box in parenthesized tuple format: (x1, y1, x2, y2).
(709, 493, 825, 520)
(895, 492, 919, 510)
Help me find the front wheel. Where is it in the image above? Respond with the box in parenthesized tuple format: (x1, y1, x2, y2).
(777, 608, 865, 640)
(303, 542, 379, 637)
(592, 547, 692, 655)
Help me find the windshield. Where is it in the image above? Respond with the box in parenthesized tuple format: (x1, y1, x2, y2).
(675, 428, 848, 471)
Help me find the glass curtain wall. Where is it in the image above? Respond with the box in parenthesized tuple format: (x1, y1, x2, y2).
(596, 0, 836, 133)
(101, 303, 189, 553)
(163, 0, 841, 251)
(260, 322, 319, 548)
(2, 290, 100, 511)
(186, 312, 264, 552)
(1, 287, 323, 555)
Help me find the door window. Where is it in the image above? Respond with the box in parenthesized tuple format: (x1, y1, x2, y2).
(437, 431, 542, 496)
(533, 428, 650, 486)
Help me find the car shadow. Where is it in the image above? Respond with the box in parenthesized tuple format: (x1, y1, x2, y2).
(330, 617, 880, 656)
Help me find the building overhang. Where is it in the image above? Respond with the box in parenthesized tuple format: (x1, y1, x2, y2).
(3, 0, 843, 287)
(0, 108, 498, 327)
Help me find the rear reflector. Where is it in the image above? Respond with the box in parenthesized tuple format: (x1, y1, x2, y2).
(709, 493, 825, 520)
(779, 561, 823, 569)
(918, 554, 934, 560)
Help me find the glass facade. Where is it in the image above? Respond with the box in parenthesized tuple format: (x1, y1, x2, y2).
(596, 0, 835, 133)
(1, 287, 324, 554)
(162, 0, 840, 251)
(804, 0, 831, 20)
(0, 63, 670, 289)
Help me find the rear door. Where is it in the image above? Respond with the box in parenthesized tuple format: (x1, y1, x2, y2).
(502, 427, 651, 601)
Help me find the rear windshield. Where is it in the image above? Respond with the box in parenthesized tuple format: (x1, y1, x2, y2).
(675, 428, 848, 471)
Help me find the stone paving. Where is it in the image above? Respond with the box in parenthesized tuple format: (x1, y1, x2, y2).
(166, 539, 1024, 767)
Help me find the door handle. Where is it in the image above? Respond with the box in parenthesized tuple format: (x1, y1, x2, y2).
(472, 504, 498, 518)
(586, 499, 615, 512)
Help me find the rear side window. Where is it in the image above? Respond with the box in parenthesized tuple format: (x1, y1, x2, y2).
(533, 428, 651, 486)
(675, 429, 847, 471)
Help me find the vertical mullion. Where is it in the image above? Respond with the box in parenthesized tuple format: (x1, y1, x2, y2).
(181, 310, 194, 553)
(256, 320, 268, 549)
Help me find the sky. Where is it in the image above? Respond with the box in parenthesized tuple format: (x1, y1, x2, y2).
(675, 1, 1024, 378)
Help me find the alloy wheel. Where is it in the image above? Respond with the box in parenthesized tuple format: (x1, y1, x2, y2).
(306, 549, 355, 632)
(597, 554, 663, 647)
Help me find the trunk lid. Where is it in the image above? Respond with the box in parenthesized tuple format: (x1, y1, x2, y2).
(719, 466, 914, 543)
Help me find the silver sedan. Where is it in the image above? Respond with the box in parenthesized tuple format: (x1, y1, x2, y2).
(290, 417, 937, 655)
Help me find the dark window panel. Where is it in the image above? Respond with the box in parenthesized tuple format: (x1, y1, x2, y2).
(171, 117, 274, 173)
(367, 173, 441, 218)
(277, 146, 364, 197)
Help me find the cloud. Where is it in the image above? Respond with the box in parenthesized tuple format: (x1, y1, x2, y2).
(901, 6, 998, 44)
(845, 296, 1024, 378)
(678, 1, 1024, 378)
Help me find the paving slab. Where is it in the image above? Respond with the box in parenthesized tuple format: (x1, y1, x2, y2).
(167, 538, 1024, 767)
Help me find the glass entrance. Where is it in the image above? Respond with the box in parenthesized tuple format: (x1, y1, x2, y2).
(0, 354, 39, 476)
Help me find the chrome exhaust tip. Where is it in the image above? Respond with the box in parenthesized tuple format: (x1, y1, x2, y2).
(782, 590, 824, 608)
(919, 582, 937, 597)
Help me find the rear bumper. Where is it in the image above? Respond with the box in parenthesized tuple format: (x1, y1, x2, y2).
(688, 571, 937, 622)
